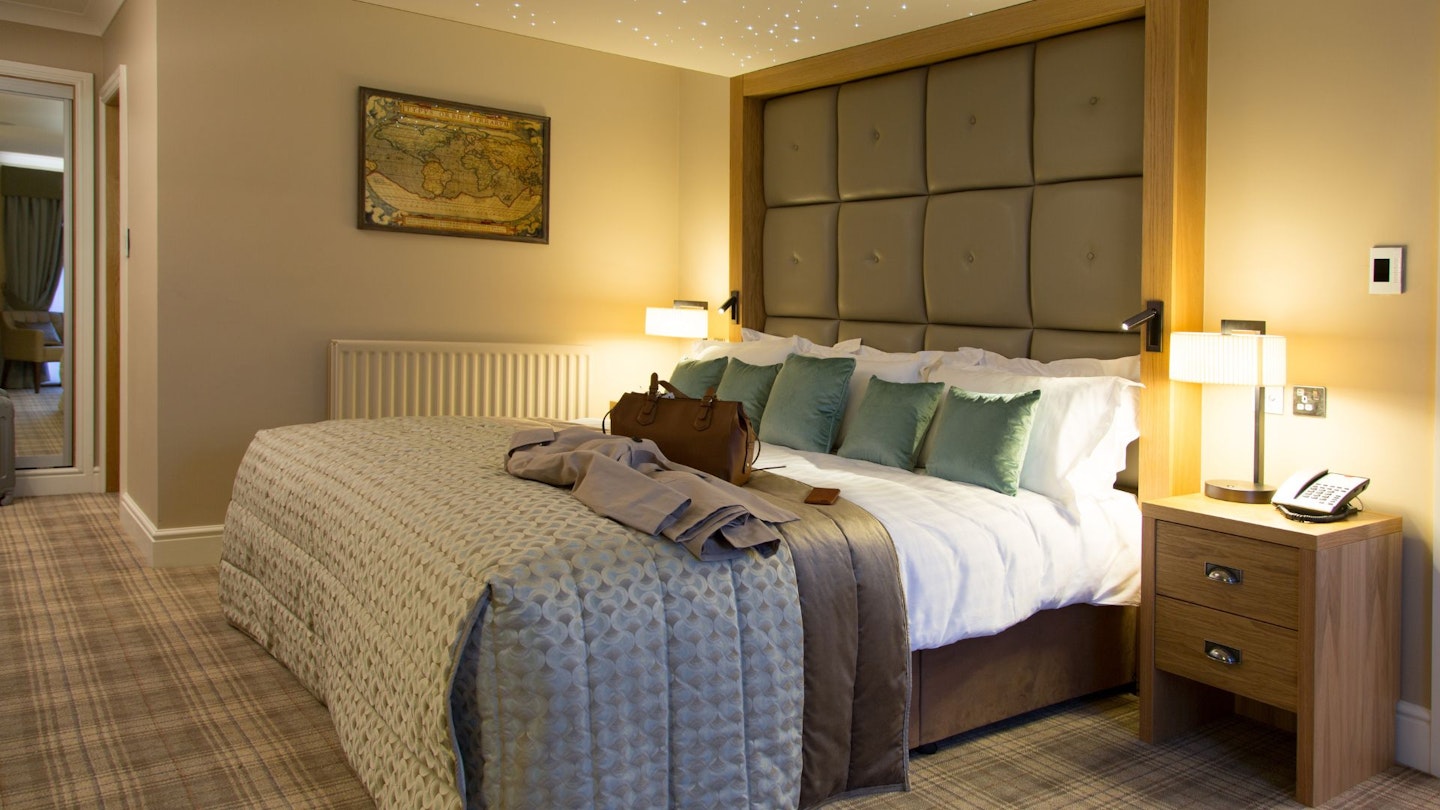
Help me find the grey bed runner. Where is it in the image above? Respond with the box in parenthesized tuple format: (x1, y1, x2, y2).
(219, 417, 906, 809)
(745, 472, 910, 807)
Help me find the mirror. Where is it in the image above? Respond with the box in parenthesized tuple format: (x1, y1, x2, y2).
(0, 81, 72, 470)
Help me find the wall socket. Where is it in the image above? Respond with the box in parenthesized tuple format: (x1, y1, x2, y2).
(1293, 385, 1327, 417)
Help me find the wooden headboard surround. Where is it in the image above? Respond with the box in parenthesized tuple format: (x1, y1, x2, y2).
(729, 0, 1207, 502)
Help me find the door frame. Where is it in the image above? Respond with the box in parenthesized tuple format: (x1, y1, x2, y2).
(2, 59, 99, 496)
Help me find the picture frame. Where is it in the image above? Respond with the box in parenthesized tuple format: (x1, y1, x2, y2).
(358, 87, 550, 243)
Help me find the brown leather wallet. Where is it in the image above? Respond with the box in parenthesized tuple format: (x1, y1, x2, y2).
(804, 487, 841, 505)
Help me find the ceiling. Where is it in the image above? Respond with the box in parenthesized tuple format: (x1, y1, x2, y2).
(0, 0, 121, 35)
(357, 0, 1030, 77)
(0, 0, 1030, 76)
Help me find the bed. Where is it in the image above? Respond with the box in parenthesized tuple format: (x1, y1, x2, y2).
(219, 333, 1143, 808)
(220, 2, 1211, 806)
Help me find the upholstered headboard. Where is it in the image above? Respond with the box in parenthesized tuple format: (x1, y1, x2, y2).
(756, 20, 1143, 364)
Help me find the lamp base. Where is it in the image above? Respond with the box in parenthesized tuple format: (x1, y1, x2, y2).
(1204, 479, 1276, 504)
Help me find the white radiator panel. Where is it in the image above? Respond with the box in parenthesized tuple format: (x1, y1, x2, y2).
(328, 340, 591, 421)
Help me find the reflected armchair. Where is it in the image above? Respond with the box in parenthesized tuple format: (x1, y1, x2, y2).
(1, 311, 64, 393)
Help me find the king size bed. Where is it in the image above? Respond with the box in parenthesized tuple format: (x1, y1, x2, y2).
(221, 1, 1211, 807)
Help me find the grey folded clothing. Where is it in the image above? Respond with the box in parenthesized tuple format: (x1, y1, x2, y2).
(506, 426, 797, 561)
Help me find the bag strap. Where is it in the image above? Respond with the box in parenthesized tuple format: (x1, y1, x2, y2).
(638, 373, 661, 425)
(692, 388, 716, 431)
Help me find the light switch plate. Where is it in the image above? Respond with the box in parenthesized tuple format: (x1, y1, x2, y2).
(1293, 385, 1326, 417)
(1263, 386, 1284, 415)
(1370, 245, 1404, 294)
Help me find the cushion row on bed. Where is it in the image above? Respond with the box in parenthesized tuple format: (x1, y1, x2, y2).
(672, 333, 1138, 502)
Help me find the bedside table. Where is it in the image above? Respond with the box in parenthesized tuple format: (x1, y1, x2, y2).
(1139, 493, 1401, 807)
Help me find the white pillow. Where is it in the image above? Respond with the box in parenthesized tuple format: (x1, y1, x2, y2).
(978, 351, 1141, 382)
(742, 328, 861, 355)
(834, 354, 929, 445)
(854, 345, 945, 366)
(924, 363, 1140, 505)
(687, 336, 800, 367)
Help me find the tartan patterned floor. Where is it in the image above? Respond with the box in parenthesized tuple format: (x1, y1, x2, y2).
(0, 493, 371, 809)
(2, 493, 1438, 809)
(7, 386, 63, 460)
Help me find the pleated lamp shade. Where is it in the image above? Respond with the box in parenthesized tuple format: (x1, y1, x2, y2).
(1169, 330, 1287, 503)
(1169, 332, 1286, 387)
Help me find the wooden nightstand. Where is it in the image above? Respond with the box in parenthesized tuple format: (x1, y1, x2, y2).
(1139, 493, 1401, 807)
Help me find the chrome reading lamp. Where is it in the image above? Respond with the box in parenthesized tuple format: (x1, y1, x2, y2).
(1168, 320, 1287, 503)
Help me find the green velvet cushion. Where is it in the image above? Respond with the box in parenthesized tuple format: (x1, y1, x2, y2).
(927, 386, 1041, 496)
(715, 358, 782, 432)
(757, 354, 856, 453)
(837, 378, 944, 470)
(669, 356, 729, 397)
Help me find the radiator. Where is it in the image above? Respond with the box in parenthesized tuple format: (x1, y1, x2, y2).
(327, 340, 591, 421)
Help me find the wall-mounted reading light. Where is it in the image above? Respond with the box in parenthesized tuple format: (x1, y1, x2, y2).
(644, 299, 708, 339)
(719, 290, 740, 324)
(1120, 300, 1164, 352)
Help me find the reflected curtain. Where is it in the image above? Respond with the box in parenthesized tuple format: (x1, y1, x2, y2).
(3, 195, 64, 311)
(3, 195, 64, 390)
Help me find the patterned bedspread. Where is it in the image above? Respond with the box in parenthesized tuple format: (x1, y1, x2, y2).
(218, 417, 906, 809)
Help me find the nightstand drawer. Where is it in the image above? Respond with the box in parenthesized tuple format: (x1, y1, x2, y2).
(1154, 521, 1299, 628)
(1154, 595, 1298, 711)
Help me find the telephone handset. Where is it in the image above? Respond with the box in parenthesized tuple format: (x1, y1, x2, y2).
(1272, 468, 1369, 522)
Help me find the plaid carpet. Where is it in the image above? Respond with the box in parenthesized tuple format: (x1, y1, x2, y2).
(7, 387, 62, 461)
(0, 493, 371, 809)
(2, 493, 1438, 809)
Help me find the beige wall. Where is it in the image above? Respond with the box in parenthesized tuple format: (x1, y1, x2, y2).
(677, 71, 732, 337)
(1206, 0, 1438, 707)
(115, 0, 726, 528)
(0, 20, 102, 75)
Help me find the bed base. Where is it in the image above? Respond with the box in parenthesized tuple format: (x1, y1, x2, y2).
(909, 603, 1137, 748)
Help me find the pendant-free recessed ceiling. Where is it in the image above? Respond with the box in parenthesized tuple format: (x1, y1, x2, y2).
(357, 0, 1030, 77)
(0, 0, 1031, 76)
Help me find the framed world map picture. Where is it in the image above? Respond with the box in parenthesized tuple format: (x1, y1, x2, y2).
(359, 87, 550, 243)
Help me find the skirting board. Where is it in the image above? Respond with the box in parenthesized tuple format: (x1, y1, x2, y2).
(119, 492, 223, 568)
(1397, 700, 1431, 773)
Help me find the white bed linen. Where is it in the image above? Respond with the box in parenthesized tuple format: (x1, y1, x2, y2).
(752, 443, 1141, 651)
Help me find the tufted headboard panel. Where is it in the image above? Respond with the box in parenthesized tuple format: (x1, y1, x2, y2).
(759, 20, 1144, 363)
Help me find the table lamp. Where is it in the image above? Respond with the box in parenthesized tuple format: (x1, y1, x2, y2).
(1169, 320, 1287, 503)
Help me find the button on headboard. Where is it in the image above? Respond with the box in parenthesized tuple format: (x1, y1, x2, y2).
(759, 20, 1144, 363)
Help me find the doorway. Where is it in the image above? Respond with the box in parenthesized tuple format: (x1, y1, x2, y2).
(0, 59, 98, 496)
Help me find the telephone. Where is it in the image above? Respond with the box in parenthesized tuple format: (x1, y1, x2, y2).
(1272, 468, 1369, 522)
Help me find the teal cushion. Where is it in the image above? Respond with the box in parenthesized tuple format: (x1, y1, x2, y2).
(669, 357, 729, 397)
(715, 358, 782, 432)
(837, 378, 944, 470)
(757, 354, 856, 453)
(927, 386, 1041, 496)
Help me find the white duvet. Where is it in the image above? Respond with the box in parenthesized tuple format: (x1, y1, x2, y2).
(752, 443, 1141, 651)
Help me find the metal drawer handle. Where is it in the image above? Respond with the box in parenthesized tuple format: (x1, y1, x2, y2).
(1205, 562, 1243, 585)
(1204, 640, 1242, 666)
